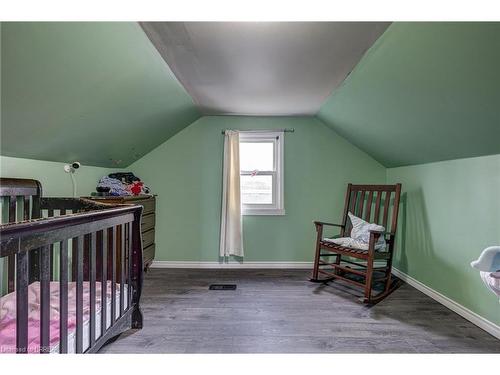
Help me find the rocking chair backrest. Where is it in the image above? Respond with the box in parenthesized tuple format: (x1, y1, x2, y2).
(341, 184, 402, 237)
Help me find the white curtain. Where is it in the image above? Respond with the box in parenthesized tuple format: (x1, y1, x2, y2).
(219, 130, 244, 258)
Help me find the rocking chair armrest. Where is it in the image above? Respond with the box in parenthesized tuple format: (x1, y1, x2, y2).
(313, 221, 345, 228)
(369, 229, 396, 242)
(369, 229, 395, 236)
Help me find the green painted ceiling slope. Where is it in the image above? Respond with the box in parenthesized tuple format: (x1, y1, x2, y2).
(317, 22, 500, 168)
(1, 22, 200, 168)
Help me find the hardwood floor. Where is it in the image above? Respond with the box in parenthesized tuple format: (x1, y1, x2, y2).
(100, 268, 500, 353)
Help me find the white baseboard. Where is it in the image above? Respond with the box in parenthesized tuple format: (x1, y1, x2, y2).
(392, 268, 500, 340)
(151, 261, 313, 269)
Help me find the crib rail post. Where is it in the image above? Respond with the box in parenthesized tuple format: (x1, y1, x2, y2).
(75, 236, 84, 353)
(8, 196, 17, 293)
(59, 240, 69, 353)
(30, 183, 42, 282)
(40, 245, 51, 353)
(89, 232, 97, 346)
(128, 222, 133, 309)
(101, 230, 108, 336)
(120, 224, 125, 317)
(72, 238, 78, 282)
(110, 227, 116, 324)
(16, 252, 29, 353)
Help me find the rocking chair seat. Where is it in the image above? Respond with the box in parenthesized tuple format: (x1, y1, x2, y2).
(319, 239, 391, 259)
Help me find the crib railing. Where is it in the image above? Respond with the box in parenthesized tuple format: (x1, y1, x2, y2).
(0, 193, 143, 354)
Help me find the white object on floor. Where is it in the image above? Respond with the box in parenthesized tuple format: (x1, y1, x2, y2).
(479, 271, 500, 303)
(471, 246, 500, 272)
(471, 246, 500, 302)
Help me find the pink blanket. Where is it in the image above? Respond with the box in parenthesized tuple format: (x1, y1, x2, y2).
(0, 281, 123, 353)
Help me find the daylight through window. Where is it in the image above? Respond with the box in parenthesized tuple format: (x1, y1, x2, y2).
(239, 131, 284, 215)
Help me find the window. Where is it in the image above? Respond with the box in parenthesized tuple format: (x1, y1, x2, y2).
(239, 131, 284, 215)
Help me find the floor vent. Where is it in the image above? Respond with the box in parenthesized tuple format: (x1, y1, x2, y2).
(209, 284, 237, 290)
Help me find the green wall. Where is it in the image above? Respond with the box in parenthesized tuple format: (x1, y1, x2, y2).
(387, 153, 500, 326)
(130, 116, 386, 262)
(1, 22, 200, 168)
(318, 22, 500, 167)
(0, 155, 112, 197)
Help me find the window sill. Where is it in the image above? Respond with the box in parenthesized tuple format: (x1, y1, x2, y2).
(242, 208, 286, 216)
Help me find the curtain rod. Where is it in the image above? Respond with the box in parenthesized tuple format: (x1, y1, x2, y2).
(221, 128, 295, 134)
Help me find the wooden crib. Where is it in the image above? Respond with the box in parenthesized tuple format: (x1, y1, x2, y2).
(0, 178, 144, 353)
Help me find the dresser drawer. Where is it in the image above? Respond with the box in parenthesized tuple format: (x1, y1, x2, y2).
(137, 198, 155, 215)
(142, 228, 155, 248)
(141, 213, 156, 233)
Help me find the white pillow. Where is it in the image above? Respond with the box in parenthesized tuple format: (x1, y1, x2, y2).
(348, 212, 385, 244)
(322, 212, 386, 251)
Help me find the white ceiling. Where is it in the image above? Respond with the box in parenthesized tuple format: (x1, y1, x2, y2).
(140, 22, 390, 116)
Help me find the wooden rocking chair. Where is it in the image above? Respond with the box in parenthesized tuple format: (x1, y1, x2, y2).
(310, 183, 402, 304)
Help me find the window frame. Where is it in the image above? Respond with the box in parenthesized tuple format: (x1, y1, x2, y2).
(239, 131, 285, 216)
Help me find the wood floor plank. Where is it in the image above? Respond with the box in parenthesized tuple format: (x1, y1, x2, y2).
(99, 269, 500, 353)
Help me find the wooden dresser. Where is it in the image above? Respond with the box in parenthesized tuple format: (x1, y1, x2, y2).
(84, 195, 156, 270)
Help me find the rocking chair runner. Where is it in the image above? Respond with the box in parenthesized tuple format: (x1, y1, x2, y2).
(310, 183, 402, 304)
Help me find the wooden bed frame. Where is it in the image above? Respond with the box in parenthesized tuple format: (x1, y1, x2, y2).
(0, 178, 144, 353)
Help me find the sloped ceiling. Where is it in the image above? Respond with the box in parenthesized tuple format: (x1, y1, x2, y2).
(1, 22, 201, 168)
(318, 22, 500, 167)
(3, 22, 498, 169)
(140, 22, 389, 115)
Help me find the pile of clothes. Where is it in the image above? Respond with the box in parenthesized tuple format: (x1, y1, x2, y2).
(96, 172, 151, 196)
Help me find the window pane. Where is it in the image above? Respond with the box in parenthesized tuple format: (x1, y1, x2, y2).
(240, 142, 274, 171)
(241, 175, 273, 204)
